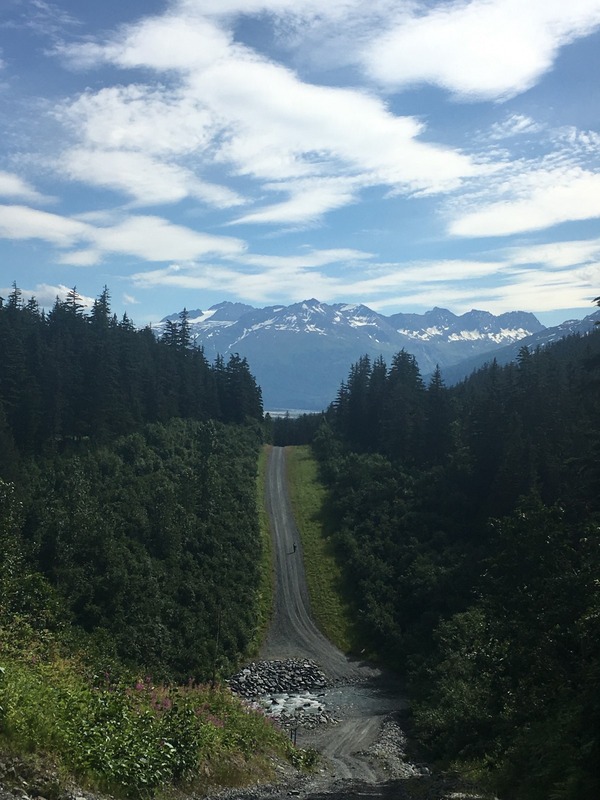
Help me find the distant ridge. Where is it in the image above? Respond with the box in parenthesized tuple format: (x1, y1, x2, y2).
(437, 310, 600, 385)
(153, 298, 546, 411)
(153, 299, 550, 410)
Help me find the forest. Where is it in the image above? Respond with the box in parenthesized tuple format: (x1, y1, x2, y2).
(0, 282, 268, 682)
(273, 318, 600, 800)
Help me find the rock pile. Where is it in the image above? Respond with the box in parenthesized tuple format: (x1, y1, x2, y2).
(370, 715, 428, 779)
(229, 659, 337, 729)
(228, 659, 328, 699)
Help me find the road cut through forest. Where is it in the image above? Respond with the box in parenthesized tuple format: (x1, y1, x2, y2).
(218, 446, 496, 800)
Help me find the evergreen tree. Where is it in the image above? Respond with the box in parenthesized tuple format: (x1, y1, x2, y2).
(424, 365, 453, 465)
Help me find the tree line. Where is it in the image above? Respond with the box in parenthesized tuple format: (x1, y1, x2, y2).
(276, 322, 600, 800)
(0, 283, 262, 467)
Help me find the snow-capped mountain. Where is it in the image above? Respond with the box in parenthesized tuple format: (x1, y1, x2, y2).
(437, 310, 600, 385)
(152, 299, 545, 410)
(389, 307, 544, 345)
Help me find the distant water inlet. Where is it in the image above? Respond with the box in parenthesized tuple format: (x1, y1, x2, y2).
(265, 408, 321, 418)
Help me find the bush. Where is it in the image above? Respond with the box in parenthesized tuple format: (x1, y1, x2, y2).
(0, 647, 297, 797)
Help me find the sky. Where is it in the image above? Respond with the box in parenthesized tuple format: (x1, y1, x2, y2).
(1, 0, 600, 327)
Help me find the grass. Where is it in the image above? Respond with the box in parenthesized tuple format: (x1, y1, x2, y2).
(0, 617, 309, 799)
(283, 445, 355, 653)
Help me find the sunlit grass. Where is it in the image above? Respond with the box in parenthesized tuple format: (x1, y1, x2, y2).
(284, 445, 354, 653)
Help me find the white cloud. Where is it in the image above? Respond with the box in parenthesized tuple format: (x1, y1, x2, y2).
(55, 6, 480, 225)
(233, 179, 359, 225)
(19, 283, 95, 309)
(488, 114, 543, 140)
(129, 253, 506, 307)
(91, 216, 246, 261)
(450, 170, 600, 236)
(366, 262, 599, 315)
(506, 238, 600, 268)
(0, 204, 89, 245)
(240, 248, 373, 268)
(0, 171, 48, 202)
(556, 126, 600, 153)
(190, 55, 477, 192)
(468, 267, 600, 314)
(0, 204, 246, 263)
(58, 13, 233, 72)
(63, 148, 243, 208)
(57, 249, 102, 266)
(59, 85, 214, 156)
(362, 0, 600, 100)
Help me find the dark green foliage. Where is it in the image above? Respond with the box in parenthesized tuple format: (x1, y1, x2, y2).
(310, 324, 600, 800)
(16, 420, 263, 681)
(268, 411, 326, 446)
(0, 285, 265, 682)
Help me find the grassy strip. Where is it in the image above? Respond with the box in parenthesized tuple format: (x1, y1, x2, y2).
(248, 445, 274, 656)
(284, 445, 354, 653)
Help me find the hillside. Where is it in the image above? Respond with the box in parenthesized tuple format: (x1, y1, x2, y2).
(0, 286, 303, 797)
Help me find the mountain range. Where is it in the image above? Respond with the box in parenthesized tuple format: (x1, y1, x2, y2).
(153, 299, 600, 411)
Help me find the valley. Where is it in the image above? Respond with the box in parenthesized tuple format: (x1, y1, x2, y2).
(215, 447, 492, 800)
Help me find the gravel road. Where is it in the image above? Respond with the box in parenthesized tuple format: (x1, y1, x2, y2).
(257, 446, 414, 793)
(260, 446, 369, 680)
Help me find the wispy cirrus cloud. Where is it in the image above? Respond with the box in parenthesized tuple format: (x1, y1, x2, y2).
(505, 237, 600, 268)
(131, 250, 507, 306)
(0, 204, 88, 245)
(62, 148, 244, 208)
(0, 204, 246, 265)
(128, 236, 600, 317)
(450, 168, 600, 237)
(0, 170, 50, 202)
(487, 114, 543, 141)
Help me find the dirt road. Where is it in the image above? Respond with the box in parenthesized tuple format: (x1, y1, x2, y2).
(260, 446, 363, 679)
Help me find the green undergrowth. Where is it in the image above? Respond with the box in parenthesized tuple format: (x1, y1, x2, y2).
(248, 445, 275, 655)
(284, 445, 355, 653)
(0, 619, 313, 799)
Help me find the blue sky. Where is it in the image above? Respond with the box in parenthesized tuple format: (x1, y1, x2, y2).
(1, 0, 600, 326)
